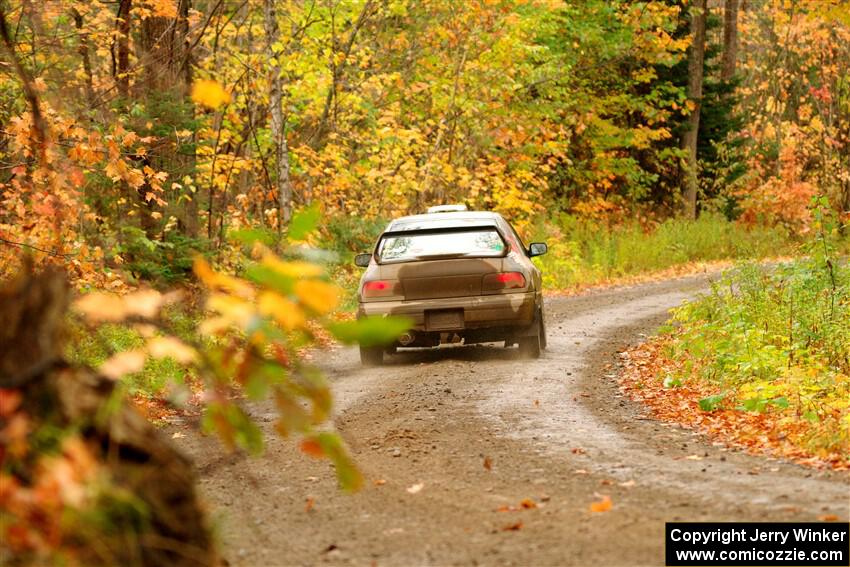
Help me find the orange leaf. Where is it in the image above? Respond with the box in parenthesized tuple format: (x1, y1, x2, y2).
(589, 494, 613, 513)
(818, 514, 839, 522)
(483, 456, 492, 470)
(300, 439, 324, 458)
(520, 498, 537, 509)
(502, 521, 523, 531)
(0, 389, 22, 418)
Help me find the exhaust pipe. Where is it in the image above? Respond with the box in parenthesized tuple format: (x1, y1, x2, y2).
(398, 331, 415, 346)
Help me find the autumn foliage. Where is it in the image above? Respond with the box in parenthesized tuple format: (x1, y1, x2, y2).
(1, 0, 849, 562)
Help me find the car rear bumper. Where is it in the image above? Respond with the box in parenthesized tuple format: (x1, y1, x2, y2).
(357, 291, 537, 331)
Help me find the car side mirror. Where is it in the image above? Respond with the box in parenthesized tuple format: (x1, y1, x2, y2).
(528, 242, 548, 257)
(354, 253, 372, 268)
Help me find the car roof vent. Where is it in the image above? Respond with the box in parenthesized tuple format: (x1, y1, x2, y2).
(426, 204, 468, 213)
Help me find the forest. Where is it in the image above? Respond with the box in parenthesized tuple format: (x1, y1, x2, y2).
(1, 0, 848, 564)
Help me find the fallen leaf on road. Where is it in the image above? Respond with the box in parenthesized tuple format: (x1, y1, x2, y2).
(818, 514, 839, 522)
(407, 483, 424, 494)
(534, 399, 540, 407)
(571, 447, 586, 455)
(305, 497, 315, 512)
(589, 494, 613, 513)
(599, 479, 613, 486)
(573, 469, 588, 475)
(373, 479, 386, 486)
(501, 521, 523, 531)
(520, 498, 537, 509)
(496, 505, 511, 512)
(684, 454, 703, 461)
(618, 480, 636, 488)
(483, 456, 492, 471)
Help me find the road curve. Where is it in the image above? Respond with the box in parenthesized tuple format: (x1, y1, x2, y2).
(174, 273, 849, 566)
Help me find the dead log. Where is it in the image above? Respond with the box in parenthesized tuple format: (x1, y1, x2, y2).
(0, 266, 217, 566)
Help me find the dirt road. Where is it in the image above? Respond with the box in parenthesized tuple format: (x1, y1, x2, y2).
(173, 274, 850, 566)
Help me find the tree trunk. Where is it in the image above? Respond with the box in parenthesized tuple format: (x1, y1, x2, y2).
(115, 0, 131, 100)
(70, 8, 94, 107)
(263, 0, 293, 231)
(138, 0, 197, 237)
(721, 0, 739, 82)
(681, 0, 707, 219)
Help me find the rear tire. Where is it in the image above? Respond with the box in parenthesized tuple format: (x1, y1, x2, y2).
(518, 312, 544, 359)
(539, 309, 548, 350)
(360, 346, 383, 366)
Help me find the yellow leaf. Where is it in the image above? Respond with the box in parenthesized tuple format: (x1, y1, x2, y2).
(148, 0, 178, 18)
(198, 316, 231, 336)
(123, 289, 163, 319)
(74, 293, 127, 322)
(191, 79, 231, 110)
(208, 294, 255, 328)
(258, 291, 305, 331)
(100, 350, 147, 380)
(147, 336, 197, 364)
(294, 279, 339, 314)
(194, 257, 253, 297)
(261, 254, 324, 279)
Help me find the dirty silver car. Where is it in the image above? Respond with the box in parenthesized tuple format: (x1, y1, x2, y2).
(354, 209, 548, 365)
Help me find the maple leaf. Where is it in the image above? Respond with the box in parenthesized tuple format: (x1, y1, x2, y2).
(191, 80, 231, 110)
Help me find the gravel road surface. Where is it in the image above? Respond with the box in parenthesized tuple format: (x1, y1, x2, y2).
(173, 273, 849, 566)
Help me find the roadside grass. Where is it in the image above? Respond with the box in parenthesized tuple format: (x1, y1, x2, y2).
(530, 213, 796, 290)
(66, 305, 199, 404)
(623, 256, 849, 468)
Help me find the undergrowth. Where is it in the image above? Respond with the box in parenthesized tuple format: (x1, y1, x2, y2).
(663, 251, 849, 458)
(531, 213, 795, 290)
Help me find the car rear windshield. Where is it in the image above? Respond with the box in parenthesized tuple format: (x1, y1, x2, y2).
(377, 228, 507, 264)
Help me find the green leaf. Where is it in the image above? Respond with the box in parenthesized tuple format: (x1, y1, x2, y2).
(698, 394, 725, 412)
(229, 228, 277, 247)
(328, 316, 412, 347)
(662, 375, 682, 388)
(287, 205, 321, 241)
(245, 264, 295, 295)
(202, 402, 264, 455)
(737, 397, 768, 412)
(768, 396, 789, 409)
(311, 432, 363, 491)
(228, 405, 264, 455)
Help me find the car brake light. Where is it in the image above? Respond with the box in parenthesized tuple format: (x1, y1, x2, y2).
(362, 280, 399, 298)
(483, 272, 526, 291)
